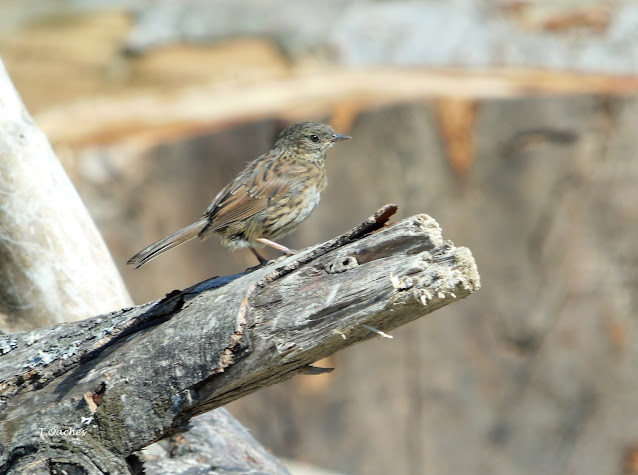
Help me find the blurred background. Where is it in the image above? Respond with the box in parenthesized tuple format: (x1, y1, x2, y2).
(2, 0, 638, 473)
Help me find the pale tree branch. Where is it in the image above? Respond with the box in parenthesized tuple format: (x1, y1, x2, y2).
(0, 57, 131, 333)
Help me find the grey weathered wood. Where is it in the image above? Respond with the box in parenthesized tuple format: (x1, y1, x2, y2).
(0, 205, 480, 473)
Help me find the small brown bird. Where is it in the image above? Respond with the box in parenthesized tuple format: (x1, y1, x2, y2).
(127, 122, 350, 268)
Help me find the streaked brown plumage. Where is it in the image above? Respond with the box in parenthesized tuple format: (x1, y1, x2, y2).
(127, 122, 350, 268)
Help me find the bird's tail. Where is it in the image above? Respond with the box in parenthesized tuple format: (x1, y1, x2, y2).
(127, 219, 208, 268)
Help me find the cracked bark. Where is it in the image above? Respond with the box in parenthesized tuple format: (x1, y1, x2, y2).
(0, 205, 480, 473)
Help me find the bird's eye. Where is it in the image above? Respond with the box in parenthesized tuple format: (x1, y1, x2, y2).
(309, 134, 319, 143)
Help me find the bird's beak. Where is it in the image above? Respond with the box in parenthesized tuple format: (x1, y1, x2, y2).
(331, 133, 351, 142)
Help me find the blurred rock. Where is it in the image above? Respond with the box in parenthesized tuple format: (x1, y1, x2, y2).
(125, 0, 352, 59)
(124, 0, 638, 72)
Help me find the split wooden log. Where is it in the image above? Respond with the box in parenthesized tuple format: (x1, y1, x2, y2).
(0, 204, 479, 473)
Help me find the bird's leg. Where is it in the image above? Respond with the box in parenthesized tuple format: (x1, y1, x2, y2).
(256, 238, 296, 255)
(250, 247, 269, 264)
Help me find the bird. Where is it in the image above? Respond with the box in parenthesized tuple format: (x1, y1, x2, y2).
(127, 121, 351, 268)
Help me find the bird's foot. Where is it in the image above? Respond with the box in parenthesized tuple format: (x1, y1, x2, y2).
(250, 247, 270, 265)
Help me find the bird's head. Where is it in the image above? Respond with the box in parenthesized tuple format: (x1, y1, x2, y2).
(275, 122, 351, 157)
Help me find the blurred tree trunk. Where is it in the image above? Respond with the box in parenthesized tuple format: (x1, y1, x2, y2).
(0, 59, 132, 333)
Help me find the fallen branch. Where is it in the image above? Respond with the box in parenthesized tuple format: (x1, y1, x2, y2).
(0, 205, 480, 473)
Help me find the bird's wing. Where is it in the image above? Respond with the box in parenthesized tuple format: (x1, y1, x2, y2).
(204, 155, 292, 231)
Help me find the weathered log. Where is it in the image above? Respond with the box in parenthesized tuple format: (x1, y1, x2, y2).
(0, 205, 479, 473)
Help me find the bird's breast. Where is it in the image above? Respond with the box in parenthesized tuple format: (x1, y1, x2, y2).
(260, 174, 325, 240)
(286, 177, 324, 222)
